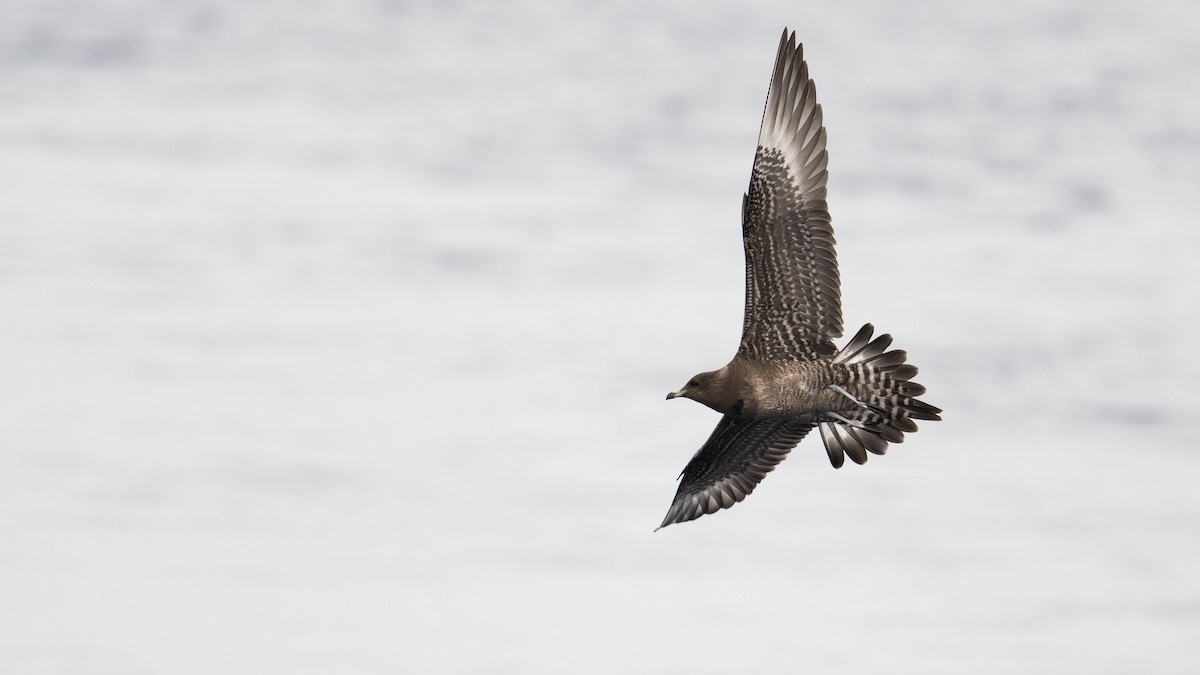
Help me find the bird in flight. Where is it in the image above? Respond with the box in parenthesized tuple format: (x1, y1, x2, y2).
(659, 29, 942, 529)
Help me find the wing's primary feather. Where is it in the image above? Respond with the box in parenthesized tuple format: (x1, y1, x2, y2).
(739, 29, 841, 361)
(658, 416, 815, 529)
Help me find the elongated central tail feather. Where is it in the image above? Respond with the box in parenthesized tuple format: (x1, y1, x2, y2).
(820, 323, 942, 468)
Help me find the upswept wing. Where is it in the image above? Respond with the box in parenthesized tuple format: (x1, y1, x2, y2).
(658, 415, 815, 529)
(739, 29, 841, 361)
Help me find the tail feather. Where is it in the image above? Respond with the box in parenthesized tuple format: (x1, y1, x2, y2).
(831, 323, 887, 365)
(820, 423, 889, 467)
(866, 350, 908, 369)
(905, 399, 943, 421)
(897, 365, 921, 386)
(877, 423, 905, 444)
(820, 323, 941, 469)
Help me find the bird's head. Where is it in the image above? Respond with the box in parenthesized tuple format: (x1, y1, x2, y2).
(666, 369, 730, 412)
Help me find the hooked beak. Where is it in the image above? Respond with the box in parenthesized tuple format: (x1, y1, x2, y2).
(666, 390, 683, 400)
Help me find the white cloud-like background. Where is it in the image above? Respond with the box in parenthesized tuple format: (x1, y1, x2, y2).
(2, 1, 1198, 672)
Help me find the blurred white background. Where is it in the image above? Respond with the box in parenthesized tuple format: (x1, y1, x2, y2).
(2, 0, 1198, 672)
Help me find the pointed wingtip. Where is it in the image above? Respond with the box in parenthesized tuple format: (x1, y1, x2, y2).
(781, 28, 800, 56)
(656, 505, 675, 531)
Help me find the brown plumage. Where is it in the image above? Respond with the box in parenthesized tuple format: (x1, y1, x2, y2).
(658, 29, 941, 530)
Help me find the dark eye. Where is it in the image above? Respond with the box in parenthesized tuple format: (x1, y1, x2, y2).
(688, 379, 699, 387)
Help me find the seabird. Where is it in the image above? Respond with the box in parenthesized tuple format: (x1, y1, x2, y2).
(659, 29, 942, 529)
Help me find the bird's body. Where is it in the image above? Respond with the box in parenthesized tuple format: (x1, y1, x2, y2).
(672, 359, 845, 419)
(658, 29, 942, 529)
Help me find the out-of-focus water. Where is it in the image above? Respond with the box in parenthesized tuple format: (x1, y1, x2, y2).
(2, 1, 1198, 672)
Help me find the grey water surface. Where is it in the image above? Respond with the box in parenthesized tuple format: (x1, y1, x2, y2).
(2, 1, 1198, 672)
